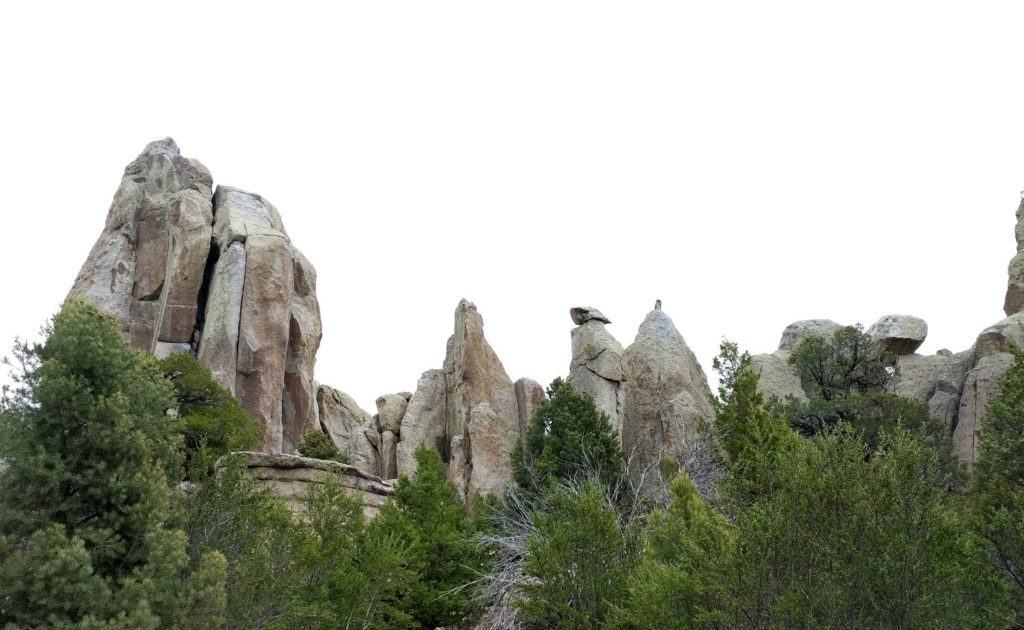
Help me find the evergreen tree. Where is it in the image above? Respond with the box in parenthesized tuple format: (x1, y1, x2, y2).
(516, 481, 640, 629)
(512, 378, 623, 495)
(159, 352, 261, 477)
(374, 445, 489, 627)
(0, 300, 226, 627)
(972, 349, 1024, 622)
(296, 430, 347, 463)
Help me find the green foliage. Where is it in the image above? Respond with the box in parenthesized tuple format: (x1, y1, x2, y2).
(183, 456, 302, 628)
(512, 378, 624, 495)
(712, 340, 797, 500)
(374, 445, 490, 627)
(285, 477, 415, 628)
(0, 300, 226, 627)
(786, 326, 960, 484)
(296, 430, 348, 463)
(972, 349, 1024, 621)
(516, 481, 641, 629)
(159, 352, 261, 477)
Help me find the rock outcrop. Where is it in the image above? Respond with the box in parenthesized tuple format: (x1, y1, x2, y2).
(219, 451, 394, 519)
(396, 370, 447, 479)
(70, 139, 322, 454)
(567, 306, 625, 433)
(1005, 198, 1024, 315)
(868, 314, 928, 356)
(317, 385, 381, 475)
(621, 302, 715, 473)
(444, 300, 522, 500)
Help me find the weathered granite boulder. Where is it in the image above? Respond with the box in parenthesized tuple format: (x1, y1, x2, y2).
(954, 353, 1015, 462)
(444, 300, 521, 500)
(567, 307, 625, 433)
(316, 385, 381, 476)
(621, 302, 715, 473)
(570, 306, 611, 326)
(893, 350, 974, 431)
(976, 312, 1024, 359)
(70, 140, 322, 455)
(396, 369, 447, 479)
(514, 377, 545, 432)
(376, 394, 409, 434)
(777, 319, 843, 352)
(868, 314, 928, 356)
(750, 351, 808, 403)
(70, 138, 213, 350)
(219, 451, 394, 519)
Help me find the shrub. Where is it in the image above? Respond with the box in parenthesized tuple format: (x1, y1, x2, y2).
(297, 431, 347, 463)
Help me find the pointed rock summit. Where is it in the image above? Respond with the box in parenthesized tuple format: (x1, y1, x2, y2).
(69, 139, 322, 454)
(621, 302, 715, 473)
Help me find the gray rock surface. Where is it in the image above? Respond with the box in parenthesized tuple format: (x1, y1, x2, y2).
(316, 385, 381, 476)
(443, 300, 521, 500)
(70, 140, 322, 455)
(777, 319, 843, 352)
(621, 303, 715, 473)
(1005, 198, 1024, 315)
(514, 377, 545, 432)
(868, 314, 928, 355)
(219, 451, 393, 519)
(570, 306, 611, 326)
(750, 351, 807, 403)
(893, 350, 974, 431)
(396, 370, 448, 479)
(568, 311, 625, 433)
(955, 352, 1015, 463)
(376, 394, 409, 434)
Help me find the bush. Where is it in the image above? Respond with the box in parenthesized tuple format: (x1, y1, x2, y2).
(512, 378, 623, 496)
(297, 431, 347, 463)
(159, 352, 261, 477)
(374, 445, 490, 627)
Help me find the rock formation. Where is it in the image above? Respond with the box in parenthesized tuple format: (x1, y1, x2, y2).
(1005, 197, 1024, 315)
(868, 314, 928, 356)
(567, 306, 625, 433)
(218, 452, 394, 519)
(69, 139, 322, 454)
(620, 301, 715, 473)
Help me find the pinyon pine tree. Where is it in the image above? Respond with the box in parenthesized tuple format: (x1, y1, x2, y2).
(0, 300, 226, 627)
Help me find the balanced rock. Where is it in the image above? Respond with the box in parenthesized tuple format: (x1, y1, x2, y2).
(868, 314, 927, 355)
(567, 306, 625, 433)
(621, 302, 715, 473)
(70, 139, 322, 455)
(570, 306, 611, 326)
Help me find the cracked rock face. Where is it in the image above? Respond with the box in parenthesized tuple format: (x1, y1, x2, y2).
(69, 139, 322, 454)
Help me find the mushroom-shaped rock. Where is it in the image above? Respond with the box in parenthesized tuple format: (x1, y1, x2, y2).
(778, 319, 843, 352)
(569, 306, 611, 325)
(621, 305, 715, 474)
(867, 314, 928, 356)
(568, 311, 625, 431)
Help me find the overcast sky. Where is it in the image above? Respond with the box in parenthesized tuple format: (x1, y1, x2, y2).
(2, 2, 1023, 411)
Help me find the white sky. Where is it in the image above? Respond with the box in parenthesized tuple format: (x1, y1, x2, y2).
(2, 2, 1023, 411)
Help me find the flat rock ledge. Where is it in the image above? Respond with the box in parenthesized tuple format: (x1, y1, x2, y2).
(218, 451, 395, 519)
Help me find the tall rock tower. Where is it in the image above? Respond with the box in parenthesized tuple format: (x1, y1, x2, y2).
(69, 139, 322, 453)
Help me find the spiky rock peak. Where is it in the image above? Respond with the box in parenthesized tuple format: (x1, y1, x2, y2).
(69, 139, 322, 454)
(621, 302, 716, 474)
